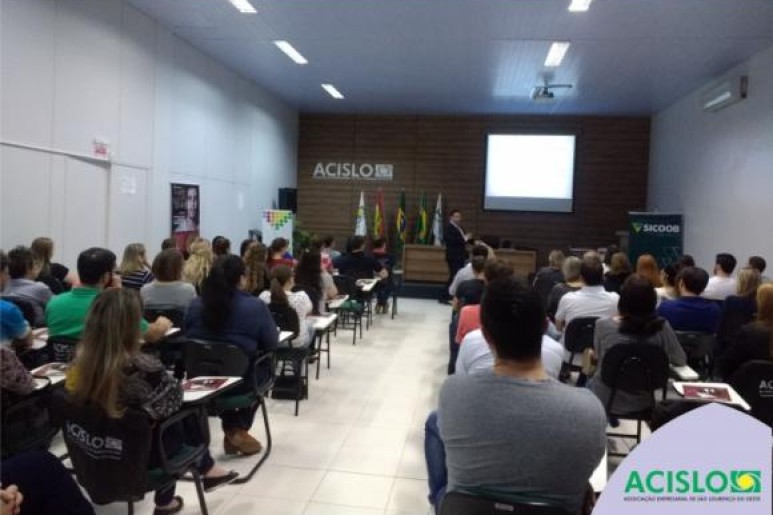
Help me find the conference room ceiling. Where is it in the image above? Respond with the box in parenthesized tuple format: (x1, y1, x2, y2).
(127, 0, 773, 115)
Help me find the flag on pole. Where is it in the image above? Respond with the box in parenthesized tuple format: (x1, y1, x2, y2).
(355, 191, 367, 236)
(373, 189, 386, 239)
(396, 191, 407, 252)
(432, 193, 443, 246)
(415, 192, 429, 244)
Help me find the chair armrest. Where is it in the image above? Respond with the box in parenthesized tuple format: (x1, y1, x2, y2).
(253, 351, 276, 394)
(155, 407, 207, 475)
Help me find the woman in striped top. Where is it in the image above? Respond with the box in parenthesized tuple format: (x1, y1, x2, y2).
(119, 243, 154, 290)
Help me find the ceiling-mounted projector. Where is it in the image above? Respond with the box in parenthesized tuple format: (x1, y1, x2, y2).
(531, 82, 572, 101)
(701, 75, 748, 112)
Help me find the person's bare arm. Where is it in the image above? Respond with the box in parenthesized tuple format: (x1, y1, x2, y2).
(143, 316, 173, 343)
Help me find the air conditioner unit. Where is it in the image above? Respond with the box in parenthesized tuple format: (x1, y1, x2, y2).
(701, 75, 748, 112)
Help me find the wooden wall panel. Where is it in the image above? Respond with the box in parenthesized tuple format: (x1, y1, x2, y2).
(297, 114, 650, 263)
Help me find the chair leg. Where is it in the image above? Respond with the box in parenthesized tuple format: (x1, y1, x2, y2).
(232, 398, 273, 485)
(326, 331, 331, 369)
(190, 468, 209, 515)
(128, 501, 134, 515)
(636, 420, 642, 445)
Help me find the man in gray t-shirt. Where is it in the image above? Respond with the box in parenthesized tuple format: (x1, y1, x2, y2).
(431, 277, 607, 514)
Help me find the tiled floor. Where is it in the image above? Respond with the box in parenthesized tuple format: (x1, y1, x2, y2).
(76, 298, 448, 514)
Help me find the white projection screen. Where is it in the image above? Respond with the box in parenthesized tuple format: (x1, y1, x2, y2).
(484, 134, 577, 213)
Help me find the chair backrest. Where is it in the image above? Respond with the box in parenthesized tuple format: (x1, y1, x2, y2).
(1, 388, 58, 458)
(728, 360, 773, 427)
(439, 491, 572, 515)
(268, 302, 301, 340)
(51, 389, 152, 505)
(48, 336, 80, 363)
(3, 296, 37, 327)
(674, 331, 716, 360)
(144, 306, 186, 331)
(564, 317, 599, 353)
(183, 339, 250, 379)
(333, 274, 359, 297)
(600, 342, 670, 396)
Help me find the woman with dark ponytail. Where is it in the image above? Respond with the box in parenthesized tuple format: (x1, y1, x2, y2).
(185, 255, 279, 456)
(259, 265, 314, 347)
(587, 274, 686, 414)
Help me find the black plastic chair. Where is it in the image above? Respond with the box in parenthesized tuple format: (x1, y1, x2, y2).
(439, 491, 572, 515)
(144, 306, 187, 377)
(183, 339, 274, 483)
(267, 303, 310, 416)
(143, 306, 186, 330)
(332, 275, 364, 344)
(51, 390, 209, 514)
(728, 360, 773, 427)
(48, 336, 80, 363)
(600, 342, 670, 455)
(1, 386, 58, 458)
(674, 331, 716, 380)
(560, 316, 598, 382)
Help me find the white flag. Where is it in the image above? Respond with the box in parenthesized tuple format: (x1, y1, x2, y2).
(355, 191, 367, 236)
(432, 193, 443, 246)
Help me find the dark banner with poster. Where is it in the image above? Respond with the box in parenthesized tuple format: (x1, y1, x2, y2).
(628, 212, 683, 268)
(171, 183, 200, 252)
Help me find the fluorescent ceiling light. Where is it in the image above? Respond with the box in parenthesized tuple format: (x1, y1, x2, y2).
(544, 42, 571, 67)
(568, 0, 593, 12)
(227, 0, 256, 14)
(274, 41, 308, 64)
(321, 84, 344, 100)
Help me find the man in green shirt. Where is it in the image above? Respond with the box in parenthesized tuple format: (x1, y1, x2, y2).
(46, 247, 172, 341)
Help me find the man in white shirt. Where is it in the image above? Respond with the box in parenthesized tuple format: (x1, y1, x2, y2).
(554, 252, 619, 337)
(703, 253, 737, 300)
(456, 328, 563, 379)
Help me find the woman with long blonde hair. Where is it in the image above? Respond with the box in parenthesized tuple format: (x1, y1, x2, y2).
(66, 289, 237, 513)
(119, 243, 154, 290)
(636, 254, 662, 288)
(183, 239, 213, 294)
(243, 242, 269, 295)
(31, 236, 74, 293)
(717, 267, 763, 356)
(720, 283, 773, 379)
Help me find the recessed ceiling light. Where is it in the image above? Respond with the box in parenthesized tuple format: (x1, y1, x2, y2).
(568, 0, 593, 12)
(544, 42, 571, 67)
(227, 0, 257, 14)
(273, 41, 308, 65)
(321, 84, 344, 100)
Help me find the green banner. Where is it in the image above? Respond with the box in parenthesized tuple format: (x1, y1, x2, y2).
(628, 212, 683, 268)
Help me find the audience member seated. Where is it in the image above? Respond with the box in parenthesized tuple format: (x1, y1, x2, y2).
(546, 256, 583, 321)
(452, 256, 486, 311)
(266, 238, 295, 270)
(636, 254, 662, 288)
(555, 252, 619, 335)
(333, 236, 388, 281)
(676, 254, 696, 269)
(140, 249, 197, 313)
(320, 235, 341, 270)
(185, 256, 279, 455)
(46, 248, 172, 342)
(455, 259, 515, 344)
(0, 346, 36, 396)
(161, 237, 177, 252)
(587, 275, 686, 414)
(602, 244, 618, 274)
(748, 255, 770, 284)
(716, 267, 762, 354)
(532, 249, 565, 309)
(243, 242, 269, 296)
(0, 251, 32, 346)
(259, 265, 314, 347)
(656, 267, 722, 333)
(719, 283, 773, 379)
(603, 252, 632, 294)
(1, 451, 95, 515)
(427, 277, 606, 513)
(371, 238, 394, 314)
(311, 238, 333, 273)
(239, 238, 256, 258)
(2, 246, 53, 326)
(212, 236, 231, 258)
(703, 252, 738, 300)
(31, 237, 73, 294)
(294, 249, 336, 315)
(655, 263, 678, 303)
(448, 244, 491, 299)
(66, 289, 237, 513)
(119, 243, 154, 290)
(182, 239, 213, 295)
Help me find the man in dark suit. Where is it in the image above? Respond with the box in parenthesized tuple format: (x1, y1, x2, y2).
(442, 210, 470, 303)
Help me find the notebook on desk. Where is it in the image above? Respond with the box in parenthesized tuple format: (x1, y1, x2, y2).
(673, 382, 751, 410)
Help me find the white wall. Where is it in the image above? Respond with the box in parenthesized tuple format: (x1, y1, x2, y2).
(0, 0, 297, 267)
(648, 45, 773, 270)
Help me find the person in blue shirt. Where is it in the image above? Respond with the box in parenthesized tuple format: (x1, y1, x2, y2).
(0, 250, 31, 345)
(656, 267, 721, 333)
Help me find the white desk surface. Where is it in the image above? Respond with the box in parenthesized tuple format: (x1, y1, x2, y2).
(590, 451, 608, 493)
(356, 278, 379, 292)
(31, 362, 68, 387)
(308, 313, 338, 331)
(183, 376, 242, 403)
(670, 364, 700, 381)
(328, 295, 349, 310)
(672, 381, 751, 411)
(279, 331, 295, 344)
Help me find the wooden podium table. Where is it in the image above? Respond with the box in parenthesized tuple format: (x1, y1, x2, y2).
(402, 244, 537, 283)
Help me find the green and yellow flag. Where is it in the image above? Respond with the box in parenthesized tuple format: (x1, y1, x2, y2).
(396, 191, 407, 254)
(373, 189, 386, 239)
(415, 192, 429, 244)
